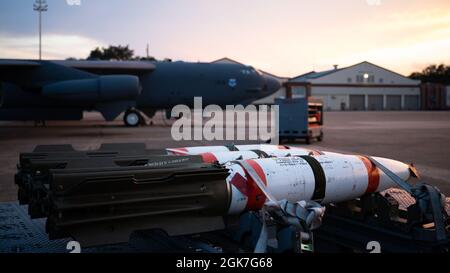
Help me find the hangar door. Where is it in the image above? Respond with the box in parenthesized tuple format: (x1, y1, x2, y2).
(368, 95, 383, 111)
(386, 95, 401, 110)
(404, 95, 419, 110)
(349, 95, 365, 111)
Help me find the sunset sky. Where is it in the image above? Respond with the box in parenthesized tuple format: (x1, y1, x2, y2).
(1, 0, 449, 77)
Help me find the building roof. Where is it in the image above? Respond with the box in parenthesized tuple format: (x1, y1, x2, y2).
(289, 61, 416, 83)
(211, 57, 289, 81)
(291, 68, 344, 81)
(211, 59, 418, 85)
(211, 57, 247, 66)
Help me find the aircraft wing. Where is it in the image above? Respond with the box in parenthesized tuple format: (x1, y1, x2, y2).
(0, 60, 42, 81)
(0, 59, 147, 121)
(0, 59, 156, 78)
(0, 60, 41, 68)
(52, 60, 156, 75)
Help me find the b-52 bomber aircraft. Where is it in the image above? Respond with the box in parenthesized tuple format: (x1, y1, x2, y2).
(0, 59, 280, 126)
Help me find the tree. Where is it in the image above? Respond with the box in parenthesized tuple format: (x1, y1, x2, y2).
(85, 44, 171, 62)
(409, 64, 450, 85)
(87, 45, 135, 61)
(135, 56, 157, 61)
(88, 47, 104, 60)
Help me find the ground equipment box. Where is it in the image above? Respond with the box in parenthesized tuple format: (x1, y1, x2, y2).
(275, 97, 324, 144)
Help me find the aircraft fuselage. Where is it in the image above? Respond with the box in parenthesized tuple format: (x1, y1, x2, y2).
(0, 60, 281, 125)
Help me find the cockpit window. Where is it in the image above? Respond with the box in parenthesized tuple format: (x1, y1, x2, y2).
(240, 69, 249, 75)
(241, 66, 258, 75)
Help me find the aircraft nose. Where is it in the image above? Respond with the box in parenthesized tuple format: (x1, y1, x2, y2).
(263, 75, 281, 95)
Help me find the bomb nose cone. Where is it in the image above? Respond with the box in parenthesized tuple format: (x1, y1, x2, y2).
(371, 156, 411, 181)
(370, 156, 414, 193)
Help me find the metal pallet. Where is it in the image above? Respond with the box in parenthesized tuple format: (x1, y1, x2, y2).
(2, 188, 448, 253)
(0, 202, 240, 253)
(0, 203, 136, 253)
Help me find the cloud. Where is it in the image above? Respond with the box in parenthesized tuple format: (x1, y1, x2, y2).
(0, 33, 106, 60)
(309, 6, 450, 75)
(319, 37, 450, 75)
(385, 8, 450, 31)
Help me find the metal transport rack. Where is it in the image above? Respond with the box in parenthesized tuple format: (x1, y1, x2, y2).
(1, 189, 448, 253)
(1, 143, 448, 253)
(275, 97, 324, 144)
(314, 188, 450, 253)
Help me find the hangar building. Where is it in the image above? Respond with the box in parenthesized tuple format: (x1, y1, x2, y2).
(286, 61, 421, 111)
(212, 58, 421, 111)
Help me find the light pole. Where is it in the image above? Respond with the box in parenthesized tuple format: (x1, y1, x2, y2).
(33, 0, 48, 60)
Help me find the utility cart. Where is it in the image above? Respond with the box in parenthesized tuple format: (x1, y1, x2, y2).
(275, 97, 324, 144)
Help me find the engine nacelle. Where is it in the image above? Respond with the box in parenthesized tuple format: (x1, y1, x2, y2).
(42, 75, 140, 103)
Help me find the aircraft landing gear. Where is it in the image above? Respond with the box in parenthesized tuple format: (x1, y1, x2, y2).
(123, 109, 143, 127)
(34, 120, 47, 127)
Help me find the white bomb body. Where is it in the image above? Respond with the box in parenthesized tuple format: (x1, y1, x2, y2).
(226, 154, 411, 215)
